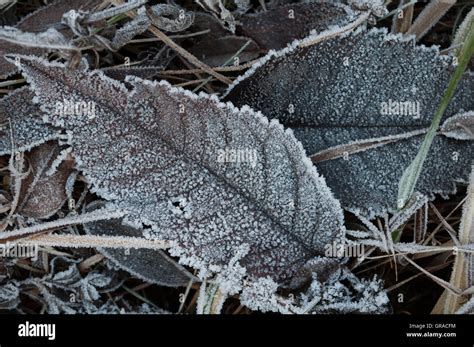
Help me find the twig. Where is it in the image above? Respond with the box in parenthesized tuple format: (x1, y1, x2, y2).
(380, 0, 418, 22)
(423, 196, 467, 245)
(406, 0, 457, 40)
(129, 29, 211, 43)
(428, 201, 461, 246)
(193, 39, 253, 92)
(78, 254, 105, 272)
(298, 12, 370, 48)
(0, 209, 125, 241)
(391, 0, 416, 33)
(18, 233, 171, 250)
(146, 24, 232, 85)
(443, 166, 474, 312)
(178, 274, 196, 314)
(401, 254, 462, 295)
(159, 60, 258, 76)
(0, 79, 25, 87)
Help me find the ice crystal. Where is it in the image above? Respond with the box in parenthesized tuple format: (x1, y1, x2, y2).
(241, 269, 389, 314)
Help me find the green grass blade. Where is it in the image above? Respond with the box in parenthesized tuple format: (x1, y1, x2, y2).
(397, 29, 474, 209)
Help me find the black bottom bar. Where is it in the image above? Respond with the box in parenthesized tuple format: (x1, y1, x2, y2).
(0, 314, 472, 346)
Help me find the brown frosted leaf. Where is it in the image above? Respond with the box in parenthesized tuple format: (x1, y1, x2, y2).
(191, 12, 229, 38)
(188, 35, 259, 67)
(186, 13, 259, 67)
(17, 141, 74, 219)
(16, 0, 99, 32)
(237, 2, 360, 51)
(0, 41, 45, 78)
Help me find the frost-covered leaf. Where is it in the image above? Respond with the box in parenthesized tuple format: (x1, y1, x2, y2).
(78, 271, 112, 302)
(108, 15, 151, 51)
(191, 12, 228, 38)
(17, 141, 74, 219)
(49, 263, 82, 287)
(62, 1, 150, 51)
(0, 282, 20, 309)
(81, 0, 147, 24)
(0, 41, 45, 79)
(84, 202, 197, 287)
(13, 55, 345, 285)
(440, 111, 474, 141)
(225, 28, 474, 217)
(0, 26, 71, 47)
(16, 0, 97, 33)
(0, 26, 76, 79)
(239, 276, 293, 313)
(142, 4, 194, 33)
(237, 2, 360, 51)
(0, 87, 59, 155)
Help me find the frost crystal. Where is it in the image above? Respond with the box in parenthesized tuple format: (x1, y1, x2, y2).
(295, 271, 389, 314)
(225, 28, 474, 217)
(237, 264, 388, 314)
(240, 277, 293, 313)
(213, 244, 249, 295)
